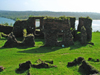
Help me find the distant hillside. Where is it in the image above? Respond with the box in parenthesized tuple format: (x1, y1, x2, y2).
(0, 10, 100, 20)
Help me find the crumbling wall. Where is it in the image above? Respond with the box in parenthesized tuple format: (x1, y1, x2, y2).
(13, 20, 27, 37)
(13, 19, 35, 37)
(3, 32, 35, 47)
(81, 26, 87, 45)
(22, 34, 35, 47)
(69, 17, 76, 40)
(3, 32, 19, 47)
(12, 16, 93, 47)
(77, 17, 92, 41)
(69, 17, 76, 29)
(43, 18, 74, 46)
(0, 24, 13, 34)
(13, 17, 44, 37)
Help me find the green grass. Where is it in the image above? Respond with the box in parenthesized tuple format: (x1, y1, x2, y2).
(0, 32, 100, 75)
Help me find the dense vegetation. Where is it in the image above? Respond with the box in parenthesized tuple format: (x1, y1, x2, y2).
(0, 10, 100, 20)
(0, 32, 100, 75)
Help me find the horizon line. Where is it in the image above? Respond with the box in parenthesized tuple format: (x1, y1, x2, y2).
(0, 10, 100, 13)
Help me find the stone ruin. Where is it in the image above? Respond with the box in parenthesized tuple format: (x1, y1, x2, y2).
(13, 17, 44, 37)
(0, 24, 13, 34)
(80, 26, 87, 45)
(77, 17, 92, 41)
(3, 32, 35, 47)
(43, 18, 74, 46)
(42, 16, 92, 46)
(3, 16, 92, 47)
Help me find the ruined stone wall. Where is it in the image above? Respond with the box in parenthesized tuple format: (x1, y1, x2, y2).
(81, 26, 87, 45)
(69, 17, 76, 29)
(13, 20, 27, 37)
(77, 17, 92, 41)
(69, 17, 76, 40)
(0, 24, 13, 34)
(43, 19, 74, 46)
(13, 19, 35, 37)
(3, 32, 35, 47)
(13, 17, 44, 37)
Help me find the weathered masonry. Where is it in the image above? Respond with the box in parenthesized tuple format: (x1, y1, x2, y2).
(13, 17, 44, 37)
(77, 17, 92, 41)
(11, 16, 92, 47)
(0, 24, 13, 34)
(43, 18, 74, 46)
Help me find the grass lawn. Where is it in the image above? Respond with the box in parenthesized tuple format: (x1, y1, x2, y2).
(0, 32, 100, 75)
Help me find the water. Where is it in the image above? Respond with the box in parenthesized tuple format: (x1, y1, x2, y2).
(0, 17, 100, 32)
(92, 20, 100, 32)
(0, 17, 15, 26)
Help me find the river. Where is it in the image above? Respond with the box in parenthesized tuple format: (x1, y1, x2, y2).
(0, 17, 15, 25)
(0, 17, 100, 32)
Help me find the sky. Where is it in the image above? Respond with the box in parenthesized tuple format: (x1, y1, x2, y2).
(0, 0, 100, 13)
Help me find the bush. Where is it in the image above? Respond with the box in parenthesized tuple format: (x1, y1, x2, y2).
(23, 29, 27, 37)
(95, 30, 100, 32)
(44, 16, 69, 20)
(1, 23, 9, 26)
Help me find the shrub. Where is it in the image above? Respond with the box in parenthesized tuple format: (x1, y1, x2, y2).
(23, 29, 27, 37)
(44, 16, 69, 20)
(95, 30, 100, 32)
(16, 18, 21, 21)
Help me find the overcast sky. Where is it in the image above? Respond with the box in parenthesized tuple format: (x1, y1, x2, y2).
(0, 0, 100, 13)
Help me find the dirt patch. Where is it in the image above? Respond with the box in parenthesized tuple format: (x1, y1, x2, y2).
(79, 60, 99, 75)
(67, 57, 84, 67)
(32, 59, 56, 69)
(0, 66, 5, 72)
(88, 58, 100, 62)
(17, 61, 32, 71)
(67, 57, 99, 75)
(16, 59, 56, 74)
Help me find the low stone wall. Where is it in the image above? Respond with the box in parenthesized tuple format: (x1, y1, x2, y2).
(0, 24, 13, 34)
(3, 32, 35, 47)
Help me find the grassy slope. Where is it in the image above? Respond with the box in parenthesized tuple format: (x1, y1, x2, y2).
(0, 32, 100, 75)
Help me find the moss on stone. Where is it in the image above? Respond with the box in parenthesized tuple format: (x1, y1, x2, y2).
(79, 16, 92, 20)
